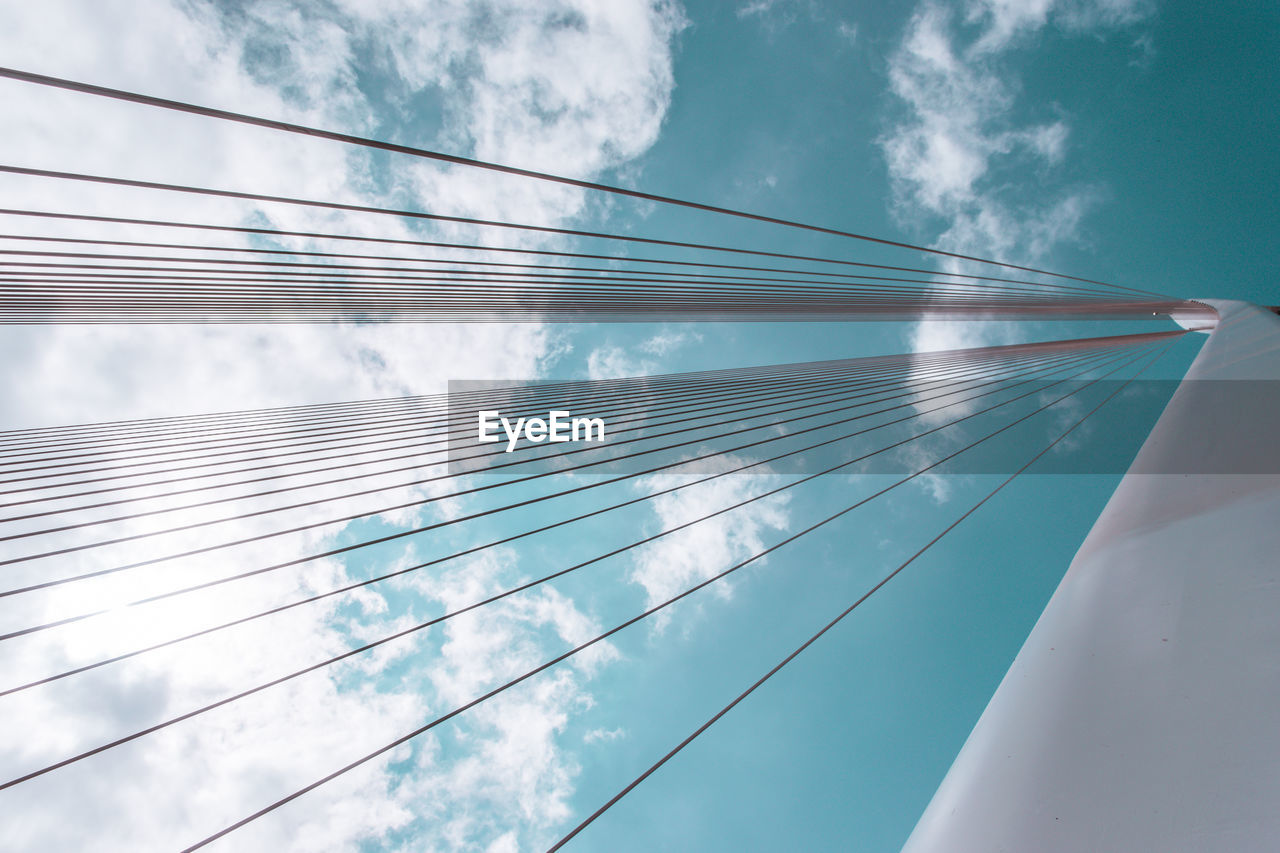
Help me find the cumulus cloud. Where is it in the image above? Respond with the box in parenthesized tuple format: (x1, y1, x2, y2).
(583, 726, 626, 744)
(0, 0, 684, 849)
(876, 0, 1140, 507)
(879, 0, 1150, 355)
(628, 457, 791, 633)
(389, 549, 619, 850)
(586, 344, 651, 381)
(965, 0, 1153, 53)
(639, 328, 703, 357)
(586, 328, 702, 379)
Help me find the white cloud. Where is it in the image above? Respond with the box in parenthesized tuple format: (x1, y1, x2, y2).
(1054, 0, 1153, 32)
(328, 0, 689, 240)
(388, 549, 619, 850)
(639, 328, 703, 357)
(629, 457, 791, 633)
(738, 0, 785, 19)
(586, 328, 702, 379)
(919, 470, 955, 504)
(964, 0, 1152, 53)
(879, 0, 1152, 358)
(583, 726, 626, 744)
(908, 319, 1020, 354)
(964, 0, 1058, 53)
(0, 0, 684, 849)
(736, 0, 847, 38)
(587, 344, 653, 380)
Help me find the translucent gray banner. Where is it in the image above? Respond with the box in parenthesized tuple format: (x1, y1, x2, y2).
(445, 379, 1280, 476)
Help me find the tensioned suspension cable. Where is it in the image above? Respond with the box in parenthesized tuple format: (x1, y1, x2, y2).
(545, 341, 1174, 851)
(0, 166, 1186, 322)
(0, 348, 1009, 494)
(0, 338, 1162, 584)
(0, 357, 1005, 536)
(0, 276, 1176, 323)
(0, 349, 1037, 523)
(0, 208, 1173, 297)
(0, 67, 1196, 851)
(170, 342, 1166, 852)
(0, 342, 1153, 794)
(0, 341, 1153, 700)
(0, 340, 1156, 645)
(0, 348, 953, 451)
(0, 352, 965, 466)
(0, 333, 1143, 460)
(0, 246, 1137, 301)
(0, 343, 1111, 581)
(0, 328, 1175, 454)
(0, 229, 1154, 300)
(0, 352, 1012, 524)
(0, 274, 1130, 311)
(0, 66, 1156, 290)
(0, 340, 1136, 597)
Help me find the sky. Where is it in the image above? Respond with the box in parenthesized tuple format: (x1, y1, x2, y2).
(0, 1, 1276, 851)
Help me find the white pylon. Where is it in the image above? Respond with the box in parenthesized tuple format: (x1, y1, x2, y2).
(904, 300, 1280, 852)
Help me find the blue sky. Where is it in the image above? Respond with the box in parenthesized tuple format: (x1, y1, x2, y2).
(557, 3, 1271, 850)
(0, 1, 1275, 851)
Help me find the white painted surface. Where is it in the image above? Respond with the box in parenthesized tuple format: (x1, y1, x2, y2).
(904, 302, 1280, 853)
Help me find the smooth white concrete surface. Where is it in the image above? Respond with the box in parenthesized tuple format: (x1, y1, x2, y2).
(904, 302, 1280, 853)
